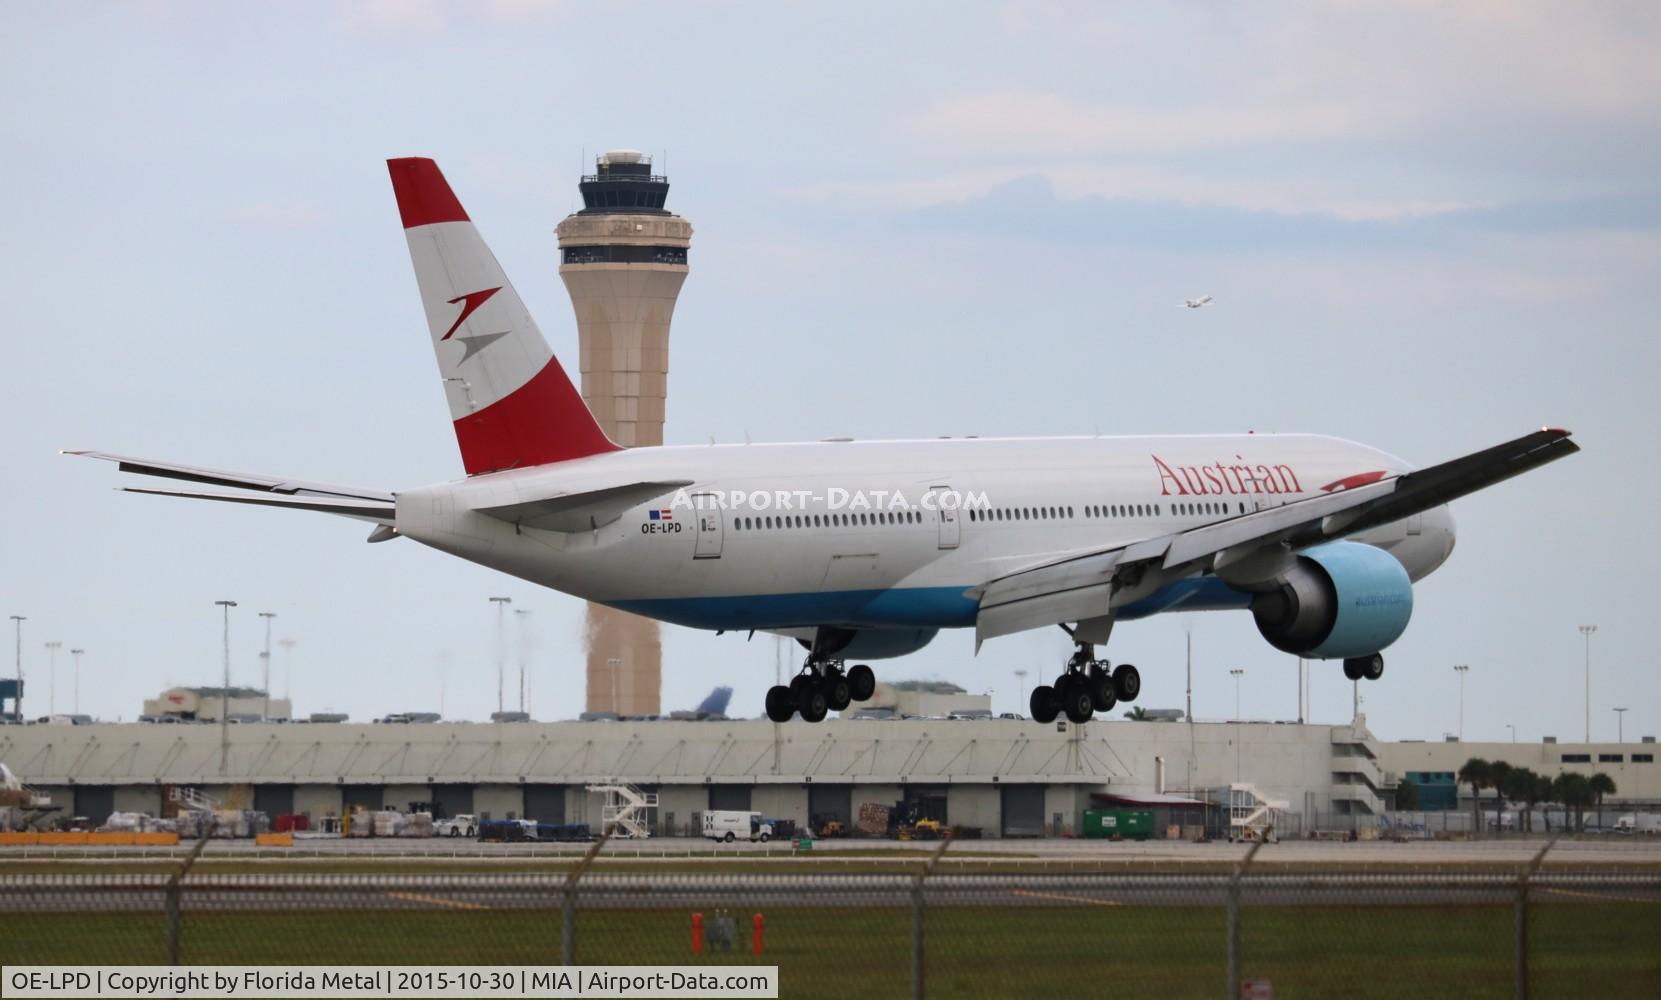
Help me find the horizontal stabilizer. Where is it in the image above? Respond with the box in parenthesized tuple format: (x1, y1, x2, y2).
(66, 450, 392, 503)
(123, 487, 396, 524)
(475, 480, 694, 532)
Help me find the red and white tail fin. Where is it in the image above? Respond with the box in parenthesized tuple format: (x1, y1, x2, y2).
(387, 157, 618, 475)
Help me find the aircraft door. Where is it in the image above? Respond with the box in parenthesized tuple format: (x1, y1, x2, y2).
(933, 484, 960, 550)
(693, 495, 723, 559)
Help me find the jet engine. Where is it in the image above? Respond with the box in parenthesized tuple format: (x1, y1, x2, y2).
(1249, 541, 1413, 659)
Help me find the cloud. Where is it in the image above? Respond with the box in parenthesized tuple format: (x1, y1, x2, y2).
(913, 93, 1375, 157)
(802, 163, 1476, 223)
(224, 203, 331, 229)
(897, 174, 1661, 253)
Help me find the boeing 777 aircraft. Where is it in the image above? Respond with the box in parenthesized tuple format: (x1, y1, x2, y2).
(71, 158, 1578, 725)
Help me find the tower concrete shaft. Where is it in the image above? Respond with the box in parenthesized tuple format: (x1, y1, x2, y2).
(556, 150, 691, 717)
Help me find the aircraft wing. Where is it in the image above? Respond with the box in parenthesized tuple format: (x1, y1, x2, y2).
(474, 480, 695, 532)
(972, 428, 1577, 646)
(65, 450, 394, 503)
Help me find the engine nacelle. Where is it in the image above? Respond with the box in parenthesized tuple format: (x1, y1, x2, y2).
(797, 628, 938, 660)
(1250, 542, 1413, 659)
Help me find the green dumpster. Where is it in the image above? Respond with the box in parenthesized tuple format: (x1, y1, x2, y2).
(1083, 808, 1154, 841)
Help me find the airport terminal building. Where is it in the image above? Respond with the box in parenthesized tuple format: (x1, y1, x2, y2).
(5, 715, 1653, 836)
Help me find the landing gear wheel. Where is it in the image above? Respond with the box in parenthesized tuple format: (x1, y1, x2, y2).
(1062, 683, 1095, 724)
(765, 685, 795, 723)
(1342, 658, 1366, 681)
(824, 673, 853, 712)
(1361, 654, 1384, 681)
(847, 664, 876, 702)
(1087, 669, 1117, 713)
(798, 688, 829, 723)
(790, 674, 814, 701)
(1030, 685, 1060, 724)
(1112, 664, 1141, 703)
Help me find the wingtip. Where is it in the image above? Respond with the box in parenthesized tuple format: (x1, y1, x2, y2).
(1542, 427, 1572, 436)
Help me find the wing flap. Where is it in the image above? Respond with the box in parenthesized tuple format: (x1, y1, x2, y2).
(475, 480, 694, 532)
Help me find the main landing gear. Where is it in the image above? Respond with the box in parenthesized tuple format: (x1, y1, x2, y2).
(1342, 653, 1385, 682)
(765, 659, 877, 723)
(1029, 642, 1140, 725)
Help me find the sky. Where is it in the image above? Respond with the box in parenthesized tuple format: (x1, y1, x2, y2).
(3, 1, 1657, 743)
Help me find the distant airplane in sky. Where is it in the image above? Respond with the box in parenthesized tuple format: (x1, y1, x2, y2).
(1182, 295, 1214, 309)
(71, 158, 1577, 728)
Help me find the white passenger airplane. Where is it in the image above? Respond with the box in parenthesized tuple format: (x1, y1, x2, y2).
(71, 159, 1578, 725)
(1182, 295, 1214, 309)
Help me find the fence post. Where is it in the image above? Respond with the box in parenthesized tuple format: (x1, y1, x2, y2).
(563, 829, 612, 966)
(911, 829, 956, 1000)
(1515, 835, 1558, 1000)
(165, 836, 211, 965)
(1226, 829, 1270, 1000)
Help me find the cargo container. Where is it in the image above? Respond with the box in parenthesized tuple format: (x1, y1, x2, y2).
(1083, 808, 1154, 841)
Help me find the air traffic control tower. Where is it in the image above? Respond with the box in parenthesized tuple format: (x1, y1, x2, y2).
(556, 149, 692, 717)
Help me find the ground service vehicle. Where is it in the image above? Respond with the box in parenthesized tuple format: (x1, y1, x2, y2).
(702, 810, 773, 843)
(434, 813, 478, 838)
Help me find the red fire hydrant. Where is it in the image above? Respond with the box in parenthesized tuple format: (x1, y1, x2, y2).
(752, 912, 764, 956)
(691, 912, 704, 955)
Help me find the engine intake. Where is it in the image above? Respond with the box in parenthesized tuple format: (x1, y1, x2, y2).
(1250, 542, 1413, 659)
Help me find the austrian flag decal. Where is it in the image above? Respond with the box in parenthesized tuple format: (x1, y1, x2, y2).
(647, 509, 673, 521)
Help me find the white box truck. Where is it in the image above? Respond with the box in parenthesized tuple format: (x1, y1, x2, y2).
(702, 810, 773, 843)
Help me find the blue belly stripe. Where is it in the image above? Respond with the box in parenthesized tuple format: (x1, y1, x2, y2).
(608, 575, 1252, 632)
(608, 586, 978, 631)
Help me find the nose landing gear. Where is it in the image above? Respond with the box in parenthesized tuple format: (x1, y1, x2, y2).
(1029, 643, 1140, 724)
(765, 659, 878, 723)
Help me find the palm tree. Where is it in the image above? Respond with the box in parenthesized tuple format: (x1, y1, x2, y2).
(1555, 773, 1593, 832)
(1123, 706, 1149, 721)
(1458, 758, 1491, 834)
(1501, 767, 1538, 833)
(1589, 773, 1617, 829)
(1489, 761, 1514, 831)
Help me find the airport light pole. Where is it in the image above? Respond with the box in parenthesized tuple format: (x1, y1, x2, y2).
(9, 615, 24, 722)
(1579, 624, 1597, 742)
(1229, 669, 1244, 722)
(44, 641, 61, 716)
(1014, 669, 1027, 717)
(70, 649, 84, 716)
(1453, 665, 1469, 740)
(1614, 707, 1627, 744)
(489, 597, 512, 715)
(278, 638, 295, 702)
(258, 612, 276, 721)
(1506, 723, 1515, 744)
(215, 600, 237, 773)
(514, 608, 531, 713)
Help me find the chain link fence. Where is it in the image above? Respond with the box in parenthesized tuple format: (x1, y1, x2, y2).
(3, 840, 1658, 998)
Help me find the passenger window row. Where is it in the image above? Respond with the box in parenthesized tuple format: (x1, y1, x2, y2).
(731, 510, 922, 532)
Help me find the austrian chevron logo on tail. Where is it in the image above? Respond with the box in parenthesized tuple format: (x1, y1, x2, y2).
(441, 287, 502, 340)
